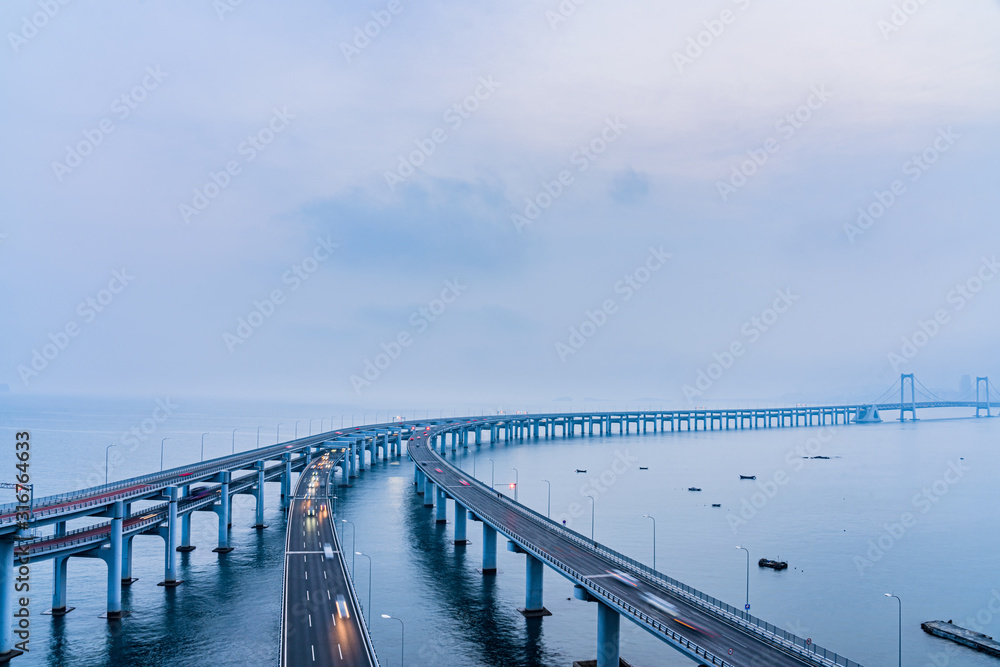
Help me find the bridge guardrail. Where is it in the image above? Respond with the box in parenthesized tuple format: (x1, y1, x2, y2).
(419, 424, 863, 667)
(21, 461, 287, 558)
(451, 471, 731, 666)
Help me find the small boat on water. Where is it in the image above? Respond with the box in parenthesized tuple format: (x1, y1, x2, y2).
(711, 503, 721, 507)
(639, 466, 648, 470)
(575, 469, 587, 473)
(688, 487, 701, 492)
(758, 558, 788, 570)
(739, 475, 756, 480)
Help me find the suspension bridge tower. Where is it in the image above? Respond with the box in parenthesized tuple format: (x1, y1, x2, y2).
(899, 373, 917, 421)
(976, 376, 992, 417)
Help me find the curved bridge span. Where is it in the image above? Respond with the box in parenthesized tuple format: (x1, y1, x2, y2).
(408, 420, 863, 667)
(5, 381, 986, 663)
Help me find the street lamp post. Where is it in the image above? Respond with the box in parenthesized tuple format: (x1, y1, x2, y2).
(341, 519, 356, 573)
(231, 428, 238, 455)
(276, 423, 283, 444)
(512, 467, 518, 502)
(357, 552, 372, 622)
(381, 614, 404, 667)
(105, 444, 117, 485)
(586, 494, 595, 540)
(488, 458, 495, 488)
(295, 420, 301, 439)
(735, 546, 750, 611)
(643, 514, 656, 570)
(885, 593, 901, 667)
(542, 479, 551, 518)
(160, 437, 170, 472)
(256, 426, 263, 449)
(200, 433, 209, 462)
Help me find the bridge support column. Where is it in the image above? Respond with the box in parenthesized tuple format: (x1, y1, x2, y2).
(358, 443, 366, 472)
(424, 480, 435, 507)
(122, 533, 137, 585)
(46, 521, 75, 615)
(104, 500, 124, 619)
(454, 503, 468, 545)
(521, 553, 550, 617)
(281, 453, 293, 506)
(49, 554, 72, 616)
(253, 461, 267, 529)
(597, 602, 621, 667)
(0, 538, 22, 660)
(158, 486, 182, 586)
(213, 472, 233, 554)
(977, 376, 992, 417)
(178, 509, 195, 552)
(481, 524, 497, 575)
(415, 468, 425, 495)
(436, 488, 447, 523)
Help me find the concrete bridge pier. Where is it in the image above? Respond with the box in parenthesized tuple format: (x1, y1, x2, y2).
(508, 542, 550, 617)
(158, 486, 182, 587)
(596, 602, 621, 667)
(0, 538, 22, 661)
(481, 524, 497, 575)
(253, 461, 267, 529)
(424, 480, 436, 507)
(121, 533, 137, 585)
(435, 488, 447, 523)
(46, 521, 75, 615)
(454, 503, 468, 545)
(49, 554, 72, 615)
(178, 507, 195, 552)
(281, 453, 293, 507)
(212, 472, 233, 554)
(88, 500, 125, 620)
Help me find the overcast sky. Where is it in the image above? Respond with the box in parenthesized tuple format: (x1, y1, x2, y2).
(2, 1, 999, 408)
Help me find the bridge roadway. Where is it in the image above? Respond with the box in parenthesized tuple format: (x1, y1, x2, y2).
(0, 432, 371, 532)
(282, 449, 377, 667)
(409, 425, 848, 667)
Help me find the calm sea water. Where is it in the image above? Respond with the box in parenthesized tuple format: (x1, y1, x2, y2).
(0, 394, 995, 667)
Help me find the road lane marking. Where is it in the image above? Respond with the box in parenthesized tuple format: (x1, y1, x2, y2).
(308, 614, 312, 627)
(306, 591, 310, 601)
(338, 644, 343, 659)
(311, 645, 315, 661)
(327, 590, 331, 599)
(305, 571, 308, 580)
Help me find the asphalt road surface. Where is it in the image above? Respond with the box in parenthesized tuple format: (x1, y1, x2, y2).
(282, 450, 376, 667)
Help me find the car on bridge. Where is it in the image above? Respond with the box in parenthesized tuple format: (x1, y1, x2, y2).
(335, 594, 349, 618)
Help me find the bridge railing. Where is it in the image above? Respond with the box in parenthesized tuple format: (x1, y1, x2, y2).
(421, 425, 863, 667)
(20, 462, 285, 557)
(449, 472, 730, 666)
(0, 440, 319, 522)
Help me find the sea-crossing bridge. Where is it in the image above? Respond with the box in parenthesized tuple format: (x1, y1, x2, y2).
(0, 373, 994, 665)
